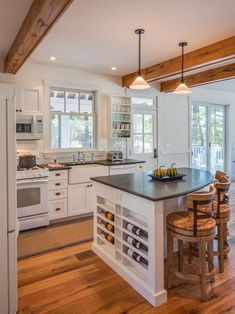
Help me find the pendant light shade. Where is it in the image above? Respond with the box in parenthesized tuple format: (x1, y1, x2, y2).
(173, 42, 192, 94)
(129, 29, 150, 90)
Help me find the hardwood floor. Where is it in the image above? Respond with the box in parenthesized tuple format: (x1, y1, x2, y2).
(18, 183, 235, 314)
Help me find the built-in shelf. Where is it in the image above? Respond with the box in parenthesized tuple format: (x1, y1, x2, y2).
(110, 95, 132, 139)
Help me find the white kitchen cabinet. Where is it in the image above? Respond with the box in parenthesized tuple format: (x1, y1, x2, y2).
(68, 182, 94, 216)
(109, 164, 136, 175)
(48, 170, 68, 221)
(17, 85, 42, 113)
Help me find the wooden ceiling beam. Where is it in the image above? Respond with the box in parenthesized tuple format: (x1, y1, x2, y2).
(4, 0, 74, 74)
(122, 36, 235, 88)
(160, 62, 235, 92)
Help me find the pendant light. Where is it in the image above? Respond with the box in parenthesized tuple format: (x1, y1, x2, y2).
(129, 29, 150, 89)
(173, 42, 192, 94)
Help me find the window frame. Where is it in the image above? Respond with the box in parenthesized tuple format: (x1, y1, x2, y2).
(131, 96, 158, 159)
(49, 87, 97, 151)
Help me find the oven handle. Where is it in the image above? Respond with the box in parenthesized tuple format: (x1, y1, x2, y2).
(17, 179, 48, 185)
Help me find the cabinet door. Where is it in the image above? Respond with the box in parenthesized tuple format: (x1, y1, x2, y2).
(19, 86, 42, 113)
(68, 183, 92, 216)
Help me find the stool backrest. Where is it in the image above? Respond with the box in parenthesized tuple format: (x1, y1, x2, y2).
(189, 185, 216, 236)
(215, 171, 229, 182)
(214, 175, 230, 218)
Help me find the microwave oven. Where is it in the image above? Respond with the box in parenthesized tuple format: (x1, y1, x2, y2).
(16, 113, 43, 140)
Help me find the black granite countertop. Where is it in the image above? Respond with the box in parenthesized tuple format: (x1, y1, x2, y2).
(40, 164, 72, 171)
(43, 159, 145, 169)
(91, 167, 213, 201)
(95, 159, 145, 166)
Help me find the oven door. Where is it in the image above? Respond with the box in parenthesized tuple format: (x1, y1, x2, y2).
(17, 178, 48, 218)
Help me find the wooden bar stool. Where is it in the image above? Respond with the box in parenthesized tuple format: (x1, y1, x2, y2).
(213, 176, 231, 273)
(167, 186, 216, 301)
(215, 170, 229, 181)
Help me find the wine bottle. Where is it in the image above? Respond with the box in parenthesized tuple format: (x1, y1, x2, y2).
(100, 220, 115, 233)
(126, 222, 148, 239)
(126, 235, 148, 252)
(101, 230, 115, 244)
(101, 209, 115, 222)
(126, 248, 148, 266)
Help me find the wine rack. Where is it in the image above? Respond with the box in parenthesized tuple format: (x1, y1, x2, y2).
(95, 193, 150, 283)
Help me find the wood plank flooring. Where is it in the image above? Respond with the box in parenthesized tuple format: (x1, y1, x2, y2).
(18, 183, 235, 314)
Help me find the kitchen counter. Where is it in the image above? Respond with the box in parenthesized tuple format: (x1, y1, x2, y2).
(42, 159, 145, 169)
(41, 164, 72, 171)
(91, 167, 213, 201)
(95, 159, 145, 166)
(92, 167, 213, 307)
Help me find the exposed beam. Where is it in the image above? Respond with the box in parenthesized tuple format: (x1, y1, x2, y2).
(122, 36, 235, 87)
(160, 62, 235, 92)
(4, 0, 74, 74)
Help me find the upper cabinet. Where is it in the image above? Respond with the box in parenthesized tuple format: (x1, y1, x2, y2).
(110, 95, 132, 139)
(17, 86, 42, 113)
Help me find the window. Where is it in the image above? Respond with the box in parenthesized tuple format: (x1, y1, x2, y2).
(50, 89, 96, 149)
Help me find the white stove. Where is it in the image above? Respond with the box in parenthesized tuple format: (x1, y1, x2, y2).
(17, 165, 49, 231)
(17, 165, 49, 180)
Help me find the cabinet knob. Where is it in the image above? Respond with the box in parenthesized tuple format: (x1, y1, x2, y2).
(16, 110, 18, 112)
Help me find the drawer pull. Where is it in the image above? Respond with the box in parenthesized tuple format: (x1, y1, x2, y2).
(55, 183, 61, 186)
(55, 173, 61, 176)
(55, 208, 61, 211)
(56, 192, 61, 196)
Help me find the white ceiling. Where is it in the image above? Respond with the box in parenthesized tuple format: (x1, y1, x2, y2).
(29, 0, 235, 75)
(0, 0, 33, 58)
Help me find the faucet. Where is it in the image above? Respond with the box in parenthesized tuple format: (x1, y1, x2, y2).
(91, 152, 94, 162)
(73, 153, 76, 163)
(82, 152, 86, 163)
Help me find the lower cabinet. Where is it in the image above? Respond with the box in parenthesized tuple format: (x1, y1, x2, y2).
(68, 182, 94, 216)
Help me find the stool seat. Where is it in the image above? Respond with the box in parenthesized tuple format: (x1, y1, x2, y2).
(167, 212, 216, 236)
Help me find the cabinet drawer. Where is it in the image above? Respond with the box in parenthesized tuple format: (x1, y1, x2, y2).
(49, 179, 67, 191)
(49, 170, 68, 181)
(49, 199, 68, 220)
(49, 189, 68, 201)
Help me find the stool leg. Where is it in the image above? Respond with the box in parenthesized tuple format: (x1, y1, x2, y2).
(167, 229, 174, 288)
(178, 240, 184, 272)
(199, 241, 207, 301)
(224, 222, 229, 259)
(207, 239, 215, 283)
(218, 222, 225, 273)
(188, 243, 193, 264)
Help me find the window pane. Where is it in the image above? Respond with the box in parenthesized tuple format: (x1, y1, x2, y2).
(50, 90, 65, 112)
(133, 114, 142, 133)
(51, 113, 59, 148)
(66, 92, 79, 113)
(59, 115, 93, 148)
(144, 134, 153, 153)
(80, 93, 93, 113)
(191, 105, 207, 170)
(133, 134, 143, 154)
(131, 97, 153, 106)
(144, 115, 153, 133)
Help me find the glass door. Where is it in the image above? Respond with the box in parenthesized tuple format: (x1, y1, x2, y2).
(191, 103, 226, 174)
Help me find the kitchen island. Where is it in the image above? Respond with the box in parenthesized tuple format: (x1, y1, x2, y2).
(91, 168, 213, 307)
